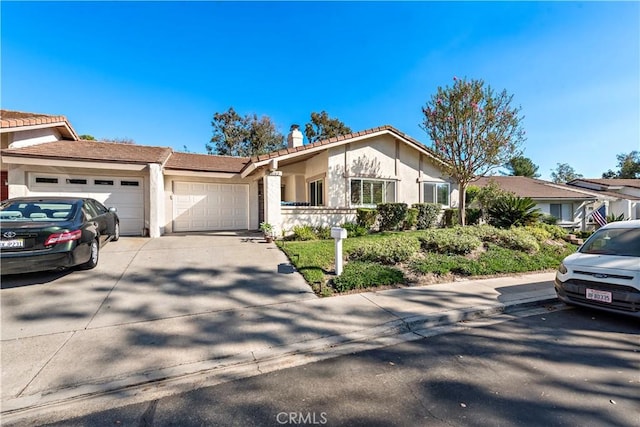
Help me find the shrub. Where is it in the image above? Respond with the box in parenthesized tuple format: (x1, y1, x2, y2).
(341, 222, 369, 237)
(487, 195, 542, 228)
(291, 225, 318, 241)
(314, 226, 331, 240)
(349, 236, 421, 264)
(487, 228, 540, 253)
(419, 229, 482, 255)
(403, 208, 419, 230)
(521, 225, 552, 242)
(377, 203, 408, 231)
(466, 208, 482, 226)
(540, 214, 558, 225)
(412, 203, 441, 229)
(333, 261, 405, 292)
(536, 223, 568, 240)
(443, 208, 458, 227)
(356, 208, 377, 229)
(410, 253, 474, 276)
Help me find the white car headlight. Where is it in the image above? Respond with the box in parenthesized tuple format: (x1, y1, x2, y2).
(557, 262, 568, 274)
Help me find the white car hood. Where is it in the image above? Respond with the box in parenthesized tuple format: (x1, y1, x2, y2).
(564, 253, 640, 272)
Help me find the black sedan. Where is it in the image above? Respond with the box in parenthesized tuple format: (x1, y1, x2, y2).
(0, 197, 119, 275)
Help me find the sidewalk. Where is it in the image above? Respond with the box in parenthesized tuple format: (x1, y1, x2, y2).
(1, 271, 558, 424)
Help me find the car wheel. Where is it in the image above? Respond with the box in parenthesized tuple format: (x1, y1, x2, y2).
(81, 239, 100, 270)
(112, 222, 120, 242)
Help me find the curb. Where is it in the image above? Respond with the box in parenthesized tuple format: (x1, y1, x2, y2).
(1, 294, 559, 425)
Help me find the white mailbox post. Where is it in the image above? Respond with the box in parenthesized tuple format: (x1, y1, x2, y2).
(331, 227, 348, 276)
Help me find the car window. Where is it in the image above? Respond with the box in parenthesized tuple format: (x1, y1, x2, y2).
(89, 199, 109, 215)
(83, 201, 100, 220)
(580, 228, 640, 257)
(0, 201, 76, 221)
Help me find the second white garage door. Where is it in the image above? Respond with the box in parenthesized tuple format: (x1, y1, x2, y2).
(172, 181, 249, 232)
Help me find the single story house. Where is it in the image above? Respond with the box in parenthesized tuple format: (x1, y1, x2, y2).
(473, 176, 640, 230)
(1, 110, 457, 237)
(567, 178, 640, 221)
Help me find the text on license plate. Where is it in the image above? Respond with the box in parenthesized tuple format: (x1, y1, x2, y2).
(586, 288, 612, 303)
(0, 239, 24, 248)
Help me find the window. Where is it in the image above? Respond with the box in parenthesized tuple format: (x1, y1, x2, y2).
(309, 179, 324, 206)
(66, 179, 87, 185)
(121, 180, 139, 186)
(550, 203, 572, 221)
(424, 182, 450, 206)
(95, 180, 114, 186)
(35, 177, 58, 184)
(350, 179, 395, 206)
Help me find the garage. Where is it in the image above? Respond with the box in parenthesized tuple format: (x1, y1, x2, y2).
(172, 181, 249, 232)
(27, 173, 145, 236)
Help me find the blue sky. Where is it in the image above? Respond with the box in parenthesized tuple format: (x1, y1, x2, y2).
(2, 1, 639, 180)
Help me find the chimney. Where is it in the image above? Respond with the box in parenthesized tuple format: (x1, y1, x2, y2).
(287, 124, 303, 148)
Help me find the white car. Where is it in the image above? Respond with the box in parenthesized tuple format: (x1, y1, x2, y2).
(555, 220, 640, 318)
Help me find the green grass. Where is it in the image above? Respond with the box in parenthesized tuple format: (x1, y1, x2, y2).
(277, 227, 577, 296)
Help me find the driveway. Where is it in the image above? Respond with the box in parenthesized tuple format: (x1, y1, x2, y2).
(1, 232, 316, 400)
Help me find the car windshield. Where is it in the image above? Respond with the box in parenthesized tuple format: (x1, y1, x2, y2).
(0, 201, 76, 222)
(579, 227, 640, 257)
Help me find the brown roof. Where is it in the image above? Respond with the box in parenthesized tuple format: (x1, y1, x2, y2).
(474, 176, 596, 200)
(1, 109, 79, 140)
(165, 152, 249, 173)
(249, 125, 441, 164)
(2, 140, 172, 164)
(569, 178, 640, 189)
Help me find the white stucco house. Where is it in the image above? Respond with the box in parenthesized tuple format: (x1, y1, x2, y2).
(1, 110, 457, 237)
(474, 176, 640, 230)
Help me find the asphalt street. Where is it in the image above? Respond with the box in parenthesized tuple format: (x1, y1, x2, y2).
(32, 306, 639, 427)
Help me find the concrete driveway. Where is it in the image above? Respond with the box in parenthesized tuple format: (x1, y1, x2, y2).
(1, 232, 316, 400)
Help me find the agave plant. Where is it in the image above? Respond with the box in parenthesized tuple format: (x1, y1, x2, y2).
(606, 212, 626, 223)
(488, 195, 542, 228)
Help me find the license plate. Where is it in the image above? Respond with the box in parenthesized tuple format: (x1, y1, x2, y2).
(586, 288, 612, 303)
(0, 239, 24, 248)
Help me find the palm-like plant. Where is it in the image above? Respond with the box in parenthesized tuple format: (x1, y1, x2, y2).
(488, 195, 542, 228)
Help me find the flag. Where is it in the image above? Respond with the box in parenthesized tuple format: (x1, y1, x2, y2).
(590, 204, 607, 227)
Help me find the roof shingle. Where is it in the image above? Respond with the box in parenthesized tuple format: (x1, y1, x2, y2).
(2, 140, 172, 164)
(474, 176, 596, 200)
(165, 152, 249, 173)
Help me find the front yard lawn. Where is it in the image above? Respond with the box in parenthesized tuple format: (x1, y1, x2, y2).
(277, 225, 576, 296)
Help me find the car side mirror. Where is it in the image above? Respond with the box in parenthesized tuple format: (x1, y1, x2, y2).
(108, 207, 118, 213)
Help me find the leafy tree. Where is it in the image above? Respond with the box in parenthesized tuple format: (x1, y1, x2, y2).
(602, 151, 640, 179)
(304, 111, 352, 144)
(550, 163, 583, 183)
(474, 179, 513, 221)
(503, 156, 540, 178)
(79, 134, 96, 141)
(421, 77, 525, 225)
(207, 107, 284, 156)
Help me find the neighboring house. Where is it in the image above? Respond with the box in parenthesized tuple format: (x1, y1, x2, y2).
(0, 110, 79, 200)
(1, 110, 457, 237)
(567, 178, 640, 221)
(473, 176, 598, 229)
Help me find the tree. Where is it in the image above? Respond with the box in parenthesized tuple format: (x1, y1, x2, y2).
(421, 77, 525, 225)
(502, 156, 540, 178)
(602, 151, 640, 179)
(550, 163, 583, 183)
(207, 107, 284, 156)
(78, 134, 96, 141)
(304, 111, 352, 144)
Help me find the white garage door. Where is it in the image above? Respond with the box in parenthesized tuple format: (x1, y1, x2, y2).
(172, 181, 249, 232)
(28, 173, 145, 236)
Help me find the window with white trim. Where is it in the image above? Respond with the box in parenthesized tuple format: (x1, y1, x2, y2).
(424, 182, 450, 206)
(309, 179, 324, 206)
(350, 179, 396, 206)
(550, 203, 572, 221)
